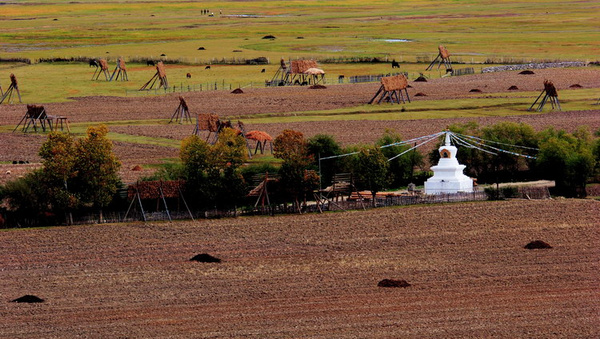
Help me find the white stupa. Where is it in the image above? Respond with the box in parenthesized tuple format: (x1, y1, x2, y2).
(424, 132, 473, 194)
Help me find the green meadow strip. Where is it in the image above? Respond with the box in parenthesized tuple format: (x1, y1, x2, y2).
(106, 132, 180, 148)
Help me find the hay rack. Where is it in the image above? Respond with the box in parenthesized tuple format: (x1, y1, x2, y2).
(140, 61, 169, 90)
(13, 105, 70, 133)
(247, 172, 280, 215)
(124, 180, 194, 222)
(169, 96, 192, 124)
(267, 59, 325, 86)
(92, 59, 110, 81)
(528, 80, 561, 111)
(368, 74, 411, 104)
(0, 74, 22, 104)
(426, 45, 453, 73)
(109, 58, 129, 81)
(314, 173, 366, 212)
(245, 130, 274, 155)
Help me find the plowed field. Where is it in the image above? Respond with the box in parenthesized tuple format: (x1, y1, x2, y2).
(1, 199, 598, 338)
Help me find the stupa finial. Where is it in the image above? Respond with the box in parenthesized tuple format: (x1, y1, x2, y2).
(444, 131, 451, 146)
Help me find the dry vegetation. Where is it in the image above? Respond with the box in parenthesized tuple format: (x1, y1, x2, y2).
(1, 199, 598, 337)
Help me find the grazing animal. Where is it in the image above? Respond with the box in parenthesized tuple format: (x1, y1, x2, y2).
(186, 73, 192, 78)
(205, 65, 211, 70)
(147, 60, 155, 66)
(338, 75, 345, 81)
(391, 59, 400, 68)
(261, 68, 266, 73)
(88, 59, 99, 68)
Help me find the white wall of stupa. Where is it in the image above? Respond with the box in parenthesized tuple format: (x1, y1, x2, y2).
(424, 132, 474, 194)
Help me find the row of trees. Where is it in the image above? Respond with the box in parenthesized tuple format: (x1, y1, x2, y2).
(439, 122, 600, 198)
(0, 126, 121, 226)
(1, 122, 599, 227)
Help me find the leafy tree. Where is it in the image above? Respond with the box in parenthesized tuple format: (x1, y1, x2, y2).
(2, 126, 121, 226)
(479, 122, 538, 183)
(593, 134, 600, 181)
(307, 134, 341, 187)
(273, 129, 317, 209)
(180, 135, 216, 207)
(537, 127, 596, 197)
(274, 129, 311, 162)
(212, 128, 249, 169)
(1, 170, 50, 227)
(376, 130, 423, 187)
(429, 122, 538, 184)
(180, 129, 249, 209)
(352, 146, 389, 206)
(38, 132, 79, 214)
(70, 125, 122, 220)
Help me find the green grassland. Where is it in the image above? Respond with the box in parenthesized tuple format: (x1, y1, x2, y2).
(1, 0, 598, 62)
(1, 0, 598, 104)
(0, 62, 454, 103)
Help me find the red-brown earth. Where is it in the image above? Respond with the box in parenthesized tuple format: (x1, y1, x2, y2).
(1, 199, 598, 337)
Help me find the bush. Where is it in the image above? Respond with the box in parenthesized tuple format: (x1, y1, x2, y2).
(501, 186, 519, 198)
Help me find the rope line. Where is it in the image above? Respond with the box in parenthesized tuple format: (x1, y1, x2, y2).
(451, 132, 536, 159)
(454, 132, 539, 151)
(388, 135, 440, 162)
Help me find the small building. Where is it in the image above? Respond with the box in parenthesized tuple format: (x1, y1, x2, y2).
(424, 132, 473, 194)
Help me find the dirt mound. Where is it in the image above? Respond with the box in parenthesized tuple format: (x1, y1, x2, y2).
(131, 165, 143, 171)
(469, 89, 482, 93)
(414, 92, 427, 97)
(12, 295, 44, 303)
(308, 84, 327, 89)
(569, 84, 582, 88)
(190, 253, 222, 263)
(524, 240, 552, 249)
(508, 85, 519, 90)
(378, 279, 411, 288)
(519, 70, 535, 75)
(414, 76, 427, 82)
(231, 88, 244, 94)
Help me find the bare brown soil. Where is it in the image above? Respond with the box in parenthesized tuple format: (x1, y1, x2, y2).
(1, 67, 599, 184)
(1, 199, 598, 337)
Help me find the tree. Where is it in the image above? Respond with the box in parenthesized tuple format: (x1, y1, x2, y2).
(273, 130, 317, 209)
(70, 125, 121, 220)
(592, 128, 600, 181)
(479, 122, 538, 183)
(180, 135, 216, 207)
(1, 170, 50, 227)
(537, 127, 596, 197)
(212, 128, 249, 169)
(352, 146, 389, 206)
(429, 122, 538, 184)
(180, 129, 249, 210)
(376, 130, 423, 187)
(307, 134, 341, 188)
(38, 132, 79, 216)
(274, 129, 311, 162)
